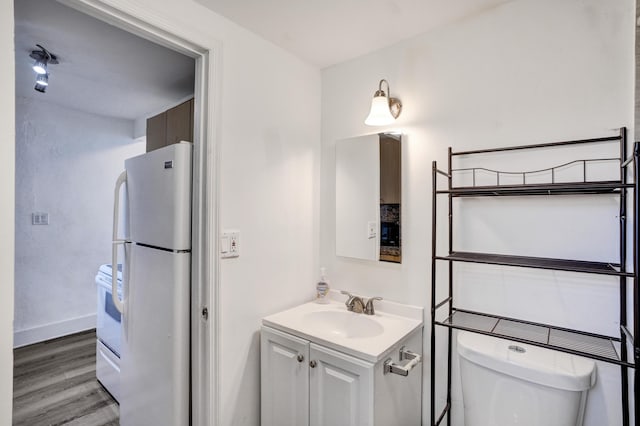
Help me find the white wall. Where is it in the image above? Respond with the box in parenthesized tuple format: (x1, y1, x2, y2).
(216, 31, 320, 424)
(13, 96, 144, 347)
(43, 1, 320, 425)
(0, 0, 15, 422)
(320, 0, 634, 425)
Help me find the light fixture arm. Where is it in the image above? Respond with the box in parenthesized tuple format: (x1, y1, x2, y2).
(377, 79, 401, 120)
(30, 44, 59, 64)
(375, 79, 390, 97)
(36, 44, 52, 62)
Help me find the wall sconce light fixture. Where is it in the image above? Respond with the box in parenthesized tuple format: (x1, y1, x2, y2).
(365, 79, 402, 126)
(29, 44, 58, 93)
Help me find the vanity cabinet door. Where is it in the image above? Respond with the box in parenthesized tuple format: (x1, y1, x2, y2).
(309, 343, 374, 426)
(261, 327, 310, 426)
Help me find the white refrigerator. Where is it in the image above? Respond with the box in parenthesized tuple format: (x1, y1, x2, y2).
(111, 141, 192, 426)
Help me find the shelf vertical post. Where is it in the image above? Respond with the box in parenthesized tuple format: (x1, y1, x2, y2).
(431, 160, 438, 426)
(633, 141, 640, 426)
(446, 148, 453, 426)
(620, 127, 630, 426)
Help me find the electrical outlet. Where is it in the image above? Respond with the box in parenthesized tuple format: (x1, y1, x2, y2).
(32, 212, 49, 225)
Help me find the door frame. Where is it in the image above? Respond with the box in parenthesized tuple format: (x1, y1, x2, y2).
(58, 1, 220, 424)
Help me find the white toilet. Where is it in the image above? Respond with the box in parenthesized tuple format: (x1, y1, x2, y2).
(457, 331, 597, 426)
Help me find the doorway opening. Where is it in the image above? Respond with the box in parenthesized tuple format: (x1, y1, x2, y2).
(13, 0, 214, 424)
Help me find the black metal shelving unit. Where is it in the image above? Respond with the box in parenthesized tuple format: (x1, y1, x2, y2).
(430, 128, 639, 426)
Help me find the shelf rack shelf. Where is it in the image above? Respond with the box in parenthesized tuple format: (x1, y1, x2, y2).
(436, 251, 631, 277)
(430, 128, 639, 426)
(439, 181, 633, 197)
(436, 309, 630, 367)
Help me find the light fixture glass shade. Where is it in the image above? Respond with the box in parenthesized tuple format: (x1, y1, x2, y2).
(365, 95, 395, 126)
(34, 83, 46, 93)
(33, 60, 47, 75)
(36, 73, 49, 86)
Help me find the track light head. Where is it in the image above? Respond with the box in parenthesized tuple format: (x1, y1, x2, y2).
(29, 44, 58, 93)
(32, 59, 47, 75)
(36, 73, 49, 86)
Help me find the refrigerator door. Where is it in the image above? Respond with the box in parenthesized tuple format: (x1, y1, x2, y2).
(125, 142, 192, 251)
(120, 244, 190, 426)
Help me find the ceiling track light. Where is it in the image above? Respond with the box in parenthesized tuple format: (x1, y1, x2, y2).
(364, 79, 402, 126)
(29, 44, 59, 93)
(32, 59, 47, 75)
(36, 73, 49, 87)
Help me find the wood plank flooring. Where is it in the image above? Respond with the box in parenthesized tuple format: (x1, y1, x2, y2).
(13, 330, 119, 426)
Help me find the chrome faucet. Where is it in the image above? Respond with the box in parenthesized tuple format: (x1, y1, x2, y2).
(340, 291, 382, 315)
(341, 291, 365, 313)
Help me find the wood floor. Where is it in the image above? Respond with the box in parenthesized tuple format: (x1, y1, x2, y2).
(13, 329, 119, 426)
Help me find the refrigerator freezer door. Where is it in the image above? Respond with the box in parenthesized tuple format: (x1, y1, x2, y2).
(119, 244, 190, 426)
(125, 142, 192, 251)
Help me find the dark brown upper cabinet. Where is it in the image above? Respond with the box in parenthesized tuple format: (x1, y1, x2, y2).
(146, 98, 194, 152)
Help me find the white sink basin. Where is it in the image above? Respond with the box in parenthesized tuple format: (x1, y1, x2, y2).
(301, 310, 384, 338)
(262, 297, 423, 362)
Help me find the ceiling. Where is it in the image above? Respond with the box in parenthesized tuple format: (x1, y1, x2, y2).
(13, 0, 510, 121)
(195, 0, 511, 68)
(14, 0, 195, 121)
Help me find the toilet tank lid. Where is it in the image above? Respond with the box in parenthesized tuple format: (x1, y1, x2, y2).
(457, 331, 596, 391)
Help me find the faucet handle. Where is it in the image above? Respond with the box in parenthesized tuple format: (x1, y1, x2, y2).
(364, 297, 383, 315)
(340, 290, 355, 309)
(341, 291, 363, 313)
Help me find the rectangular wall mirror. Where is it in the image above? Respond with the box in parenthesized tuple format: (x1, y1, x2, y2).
(335, 132, 402, 263)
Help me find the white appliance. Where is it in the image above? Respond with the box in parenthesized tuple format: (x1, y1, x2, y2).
(95, 263, 122, 401)
(112, 142, 192, 426)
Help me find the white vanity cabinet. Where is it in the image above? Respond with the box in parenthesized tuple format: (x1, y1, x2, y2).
(261, 325, 422, 426)
(308, 342, 374, 426)
(261, 327, 309, 426)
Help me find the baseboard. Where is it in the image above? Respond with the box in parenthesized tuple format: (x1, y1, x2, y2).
(14, 314, 97, 348)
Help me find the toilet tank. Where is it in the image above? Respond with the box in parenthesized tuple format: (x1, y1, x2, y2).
(457, 331, 597, 426)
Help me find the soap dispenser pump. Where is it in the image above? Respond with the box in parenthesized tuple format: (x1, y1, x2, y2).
(316, 267, 330, 304)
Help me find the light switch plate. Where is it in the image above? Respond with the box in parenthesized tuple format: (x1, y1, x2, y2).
(221, 230, 240, 258)
(367, 221, 377, 239)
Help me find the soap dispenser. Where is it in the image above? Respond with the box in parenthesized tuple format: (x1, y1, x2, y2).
(315, 267, 330, 304)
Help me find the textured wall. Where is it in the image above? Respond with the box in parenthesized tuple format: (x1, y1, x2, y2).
(320, 0, 634, 424)
(14, 96, 144, 345)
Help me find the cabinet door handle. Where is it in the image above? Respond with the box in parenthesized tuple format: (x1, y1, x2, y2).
(309, 360, 317, 368)
(297, 354, 304, 363)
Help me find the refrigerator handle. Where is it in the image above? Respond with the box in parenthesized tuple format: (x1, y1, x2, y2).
(112, 170, 127, 314)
